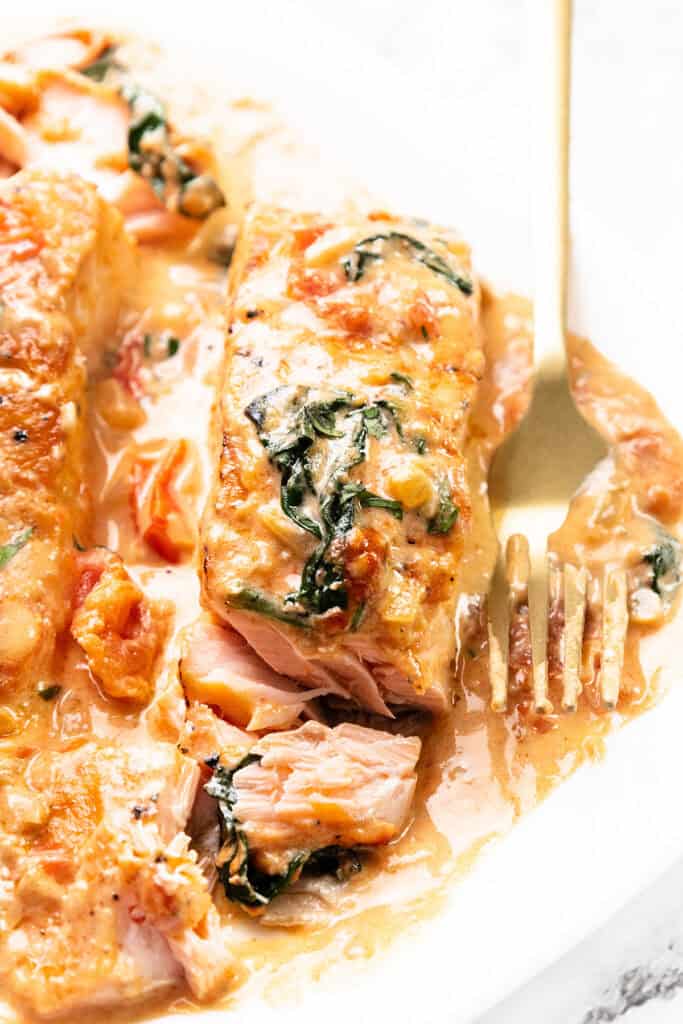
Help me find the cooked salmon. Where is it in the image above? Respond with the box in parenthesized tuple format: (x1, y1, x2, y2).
(0, 740, 233, 1014)
(0, 170, 133, 698)
(0, 34, 227, 241)
(201, 206, 484, 712)
(180, 618, 326, 731)
(205, 720, 421, 911)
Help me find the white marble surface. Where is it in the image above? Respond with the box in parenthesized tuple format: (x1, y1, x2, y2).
(481, 855, 683, 1023)
(299, 1, 683, 1021)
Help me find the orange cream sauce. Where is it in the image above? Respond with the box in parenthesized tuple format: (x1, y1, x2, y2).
(1, 28, 682, 1023)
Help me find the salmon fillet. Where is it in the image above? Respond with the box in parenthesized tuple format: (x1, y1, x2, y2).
(205, 721, 421, 911)
(0, 740, 233, 1015)
(201, 206, 484, 712)
(0, 170, 133, 696)
(0, 171, 236, 1014)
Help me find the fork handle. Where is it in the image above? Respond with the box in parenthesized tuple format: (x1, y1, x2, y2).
(528, 0, 572, 376)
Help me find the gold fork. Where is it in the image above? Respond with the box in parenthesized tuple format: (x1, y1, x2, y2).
(485, 0, 628, 714)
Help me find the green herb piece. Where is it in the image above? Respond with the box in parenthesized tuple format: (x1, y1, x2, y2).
(644, 532, 681, 600)
(205, 755, 292, 909)
(421, 325, 429, 340)
(244, 389, 280, 431)
(413, 436, 427, 455)
(0, 527, 33, 570)
(80, 45, 122, 82)
(38, 684, 61, 701)
(349, 602, 366, 632)
(294, 405, 402, 615)
(341, 232, 473, 296)
(206, 759, 362, 909)
(427, 480, 459, 535)
(72, 535, 86, 552)
(245, 387, 406, 618)
(339, 483, 403, 519)
(141, 333, 182, 361)
(229, 587, 309, 628)
(245, 389, 351, 540)
(390, 371, 414, 390)
(363, 399, 404, 440)
(121, 82, 225, 219)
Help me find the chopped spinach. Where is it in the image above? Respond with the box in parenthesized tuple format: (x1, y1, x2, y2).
(341, 232, 473, 296)
(413, 436, 428, 455)
(294, 403, 403, 614)
(427, 479, 459, 535)
(340, 482, 403, 519)
(37, 684, 61, 701)
(141, 333, 181, 361)
(349, 601, 366, 632)
(206, 759, 362, 910)
(0, 527, 33, 570)
(644, 532, 681, 601)
(121, 82, 225, 219)
(244, 388, 404, 618)
(80, 45, 122, 82)
(390, 371, 414, 390)
(230, 587, 309, 628)
(244, 389, 279, 431)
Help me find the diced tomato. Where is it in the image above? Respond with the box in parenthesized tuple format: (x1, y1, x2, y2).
(130, 439, 198, 562)
(288, 265, 342, 300)
(73, 558, 107, 609)
(407, 289, 440, 339)
(291, 221, 332, 252)
(320, 298, 373, 337)
(367, 209, 396, 222)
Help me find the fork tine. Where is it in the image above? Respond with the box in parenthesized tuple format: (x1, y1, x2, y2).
(547, 556, 563, 688)
(506, 534, 530, 603)
(506, 534, 532, 701)
(600, 567, 628, 709)
(486, 545, 628, 714)
(527, 551, 553, 715)
(488, 616, 508, 713)
(488, 552, 509, 712)
(562, 563, 587, 711)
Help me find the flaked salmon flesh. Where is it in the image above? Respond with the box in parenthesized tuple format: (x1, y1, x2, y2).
(228, 721, 421, 876)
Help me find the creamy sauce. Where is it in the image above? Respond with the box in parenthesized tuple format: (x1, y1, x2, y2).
(0, 27, 681, 1024)
(75, 284, 677, 1022)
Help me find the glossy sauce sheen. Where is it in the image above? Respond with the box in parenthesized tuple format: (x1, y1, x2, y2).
(0, 29, 681, 1023)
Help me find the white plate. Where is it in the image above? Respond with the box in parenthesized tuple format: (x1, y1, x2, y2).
(5, 2, 683, 1021)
